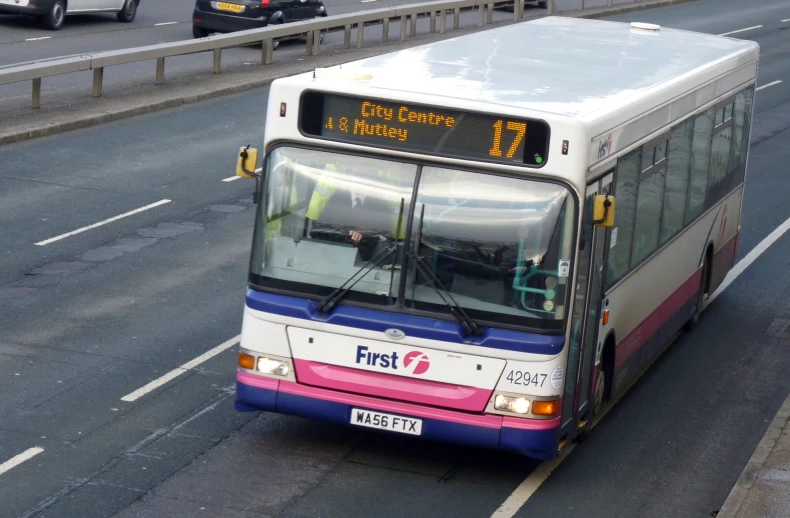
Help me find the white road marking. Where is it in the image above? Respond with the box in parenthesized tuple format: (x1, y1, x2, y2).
(222, 167, 262, 182)
(493, 214, 790, 518)
(757, 80, 782, 91)
(0, 447, 44, 476)
(706, 215, 790, 307)
(491, 445, 576, 518)
(718, 25, 762, 36)
(782, 19, 790, 23)
(155, 22, 178, 26)
(120, 335, 240, 402)
(35, 199, 172, 246)
(25, 37, 51, 41)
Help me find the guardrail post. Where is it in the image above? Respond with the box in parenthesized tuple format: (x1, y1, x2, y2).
(213, 49, 221, 74)
(607, 0, 613, 5)
(357, 22, 365, 48)
(344, 24, 352, 48)
(453, 7, 460, 29)
(409, 13, 417, 37)
(32, 78, 41, 109)
(306, 31, 315, 55)
(383, 17, 390, 41)
(156, 57, 165, 85)
(477, 5, 484, 27)
(439, 9, 446, 33)
(547, 0, 554, 15)
(486, 3, 493, 24)
(92, 67, 103, 97)
(262, 39, 274, 65)
(312, 30, 321, 55)
(400, 16, 407, 40)
(578, 0, 584, 10)
(430, 11, 436, 33)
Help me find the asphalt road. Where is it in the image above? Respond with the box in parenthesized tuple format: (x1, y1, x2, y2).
(0, 0, 789, 517)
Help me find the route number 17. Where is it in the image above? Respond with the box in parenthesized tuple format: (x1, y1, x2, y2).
(490, 120, 527, 159)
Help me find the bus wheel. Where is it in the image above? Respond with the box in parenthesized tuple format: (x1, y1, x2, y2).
(592, 368, 606, 417)
(684, 254, 709, 331)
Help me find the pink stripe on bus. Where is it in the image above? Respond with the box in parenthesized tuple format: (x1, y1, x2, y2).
(616, 231, 741, 370)
(293, 359, 492, 412)
(278, 380, 505, 429)
(237, 370, 280, 390)
(502, 416, 561, 430)
(615, 268, 702, 369)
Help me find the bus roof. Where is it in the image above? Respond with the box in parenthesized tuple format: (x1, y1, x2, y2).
(292, 17, 758, 124)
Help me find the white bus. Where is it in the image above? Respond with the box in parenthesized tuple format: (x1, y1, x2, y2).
(232, 16, 758, 460)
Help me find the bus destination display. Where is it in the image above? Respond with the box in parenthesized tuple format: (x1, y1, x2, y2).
(300, 92, 550, 167)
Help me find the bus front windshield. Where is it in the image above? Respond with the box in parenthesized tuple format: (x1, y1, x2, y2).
(250, 147, 577, 332)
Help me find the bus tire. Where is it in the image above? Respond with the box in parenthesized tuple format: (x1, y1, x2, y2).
(592, 367, 606, 417)
(685, 249, 711, 331)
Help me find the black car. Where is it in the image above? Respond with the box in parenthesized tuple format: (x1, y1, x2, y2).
(193, 0, 327, 48)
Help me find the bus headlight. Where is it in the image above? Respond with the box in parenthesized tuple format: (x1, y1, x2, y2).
(257, 357, 290, 376)
(495, 395, 530, 414)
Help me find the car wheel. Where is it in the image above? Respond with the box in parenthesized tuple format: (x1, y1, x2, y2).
(538, 0, 548, 7)
(193, 25, 209, 38)
(42, 0, 65, 30)
(117, 0, 137, 23)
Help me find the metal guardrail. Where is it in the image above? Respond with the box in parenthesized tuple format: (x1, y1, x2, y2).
(0, 0, 634, 109)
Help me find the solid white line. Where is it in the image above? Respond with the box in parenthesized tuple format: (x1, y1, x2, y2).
(782, 19, 790, 23)
(155, 22, 178, 26)
(120, 335, 240, 402)
(25, 37, 51, 41)
(718, 25, 762, 36)
(0, 447, 44, 476)
(757, 80, 782, 91)
(35, 199, 172, 246)
(706, 215, 790, 306)
(491, 444, 576, 518)
(493, 215, 790, 518)
(222, 167, 262, 182)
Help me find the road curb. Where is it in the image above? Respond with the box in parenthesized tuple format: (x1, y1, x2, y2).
(717, 393, 790, 518)
(0, 0, 698, 147)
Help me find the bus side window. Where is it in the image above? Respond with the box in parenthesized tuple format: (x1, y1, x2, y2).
(606, 148, 640, 288)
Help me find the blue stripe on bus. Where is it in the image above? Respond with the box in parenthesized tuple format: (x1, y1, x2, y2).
(245, 289, 565, 355)
(236, 379, 560, 460)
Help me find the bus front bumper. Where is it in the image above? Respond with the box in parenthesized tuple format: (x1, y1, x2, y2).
(236, 370, 561, 460)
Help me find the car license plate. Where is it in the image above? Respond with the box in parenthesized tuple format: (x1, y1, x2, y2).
(350, 408, 422, 435)
(216, 2, 244, 13)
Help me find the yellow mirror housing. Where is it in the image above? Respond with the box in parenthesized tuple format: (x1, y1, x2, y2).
(593, 195, 615, 227)
(236, 146, 259, 179)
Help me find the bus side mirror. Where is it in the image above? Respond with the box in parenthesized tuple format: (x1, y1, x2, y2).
(593, 195, 615, 227)
(236, 146, 259, 179)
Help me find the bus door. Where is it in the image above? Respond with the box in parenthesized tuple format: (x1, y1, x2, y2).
(575, 173, 612, 420)
(561, 173, 612, 430)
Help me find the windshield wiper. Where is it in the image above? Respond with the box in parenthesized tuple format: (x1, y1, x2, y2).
(407, 253, 483, 336)
(407, 204, 483, 337)
(314, 199, 405, 314)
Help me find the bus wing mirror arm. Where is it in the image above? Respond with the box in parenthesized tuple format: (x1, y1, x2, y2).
(236, 145, 262, 203)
